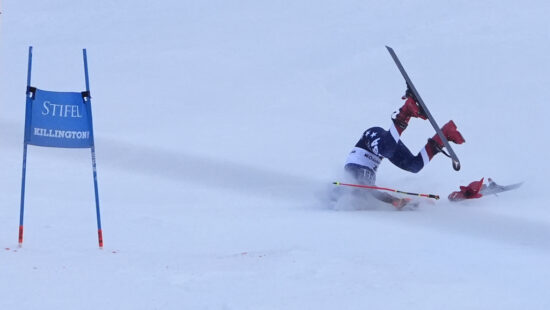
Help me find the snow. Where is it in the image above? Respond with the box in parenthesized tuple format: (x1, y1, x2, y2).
(1, 1, 549, 309)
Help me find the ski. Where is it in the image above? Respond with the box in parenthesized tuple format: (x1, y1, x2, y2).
(480, 178, 523, 196)
(386, 46, 461, 171)
(448, 178, 523, 202)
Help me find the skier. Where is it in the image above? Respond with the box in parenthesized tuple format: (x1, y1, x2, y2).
(344, 89, 465, 208)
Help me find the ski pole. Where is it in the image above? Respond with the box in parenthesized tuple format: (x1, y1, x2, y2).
(333, 181, 440, 200)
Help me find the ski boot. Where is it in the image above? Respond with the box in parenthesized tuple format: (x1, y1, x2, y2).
(431, 120, 465, 147)
(425, 120, 465, 159)
(392, 95, 428, 134)
(448, 177, 484, 201)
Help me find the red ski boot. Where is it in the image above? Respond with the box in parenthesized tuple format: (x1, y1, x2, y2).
(433, 120, 465, 145)
(425, 120, 465, 159)
(448, 178, 484, 201)
(392, 96, 428, 134)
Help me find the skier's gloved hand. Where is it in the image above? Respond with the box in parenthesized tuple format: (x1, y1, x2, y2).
(392, 198, 411, 209)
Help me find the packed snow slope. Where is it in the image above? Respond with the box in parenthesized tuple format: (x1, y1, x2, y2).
(1, 1, 549, 309)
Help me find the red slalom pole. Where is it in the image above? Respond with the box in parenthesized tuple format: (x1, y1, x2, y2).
(18, 226, 24, 246)
(333, 181, 440, 200)
(98, 229, 103, 248)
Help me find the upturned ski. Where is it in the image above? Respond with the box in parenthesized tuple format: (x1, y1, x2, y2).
(386, 46, 461, 171)
(448, 177, 523, 201)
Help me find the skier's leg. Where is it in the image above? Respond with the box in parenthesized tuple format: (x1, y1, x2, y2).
(387, 140, 426, 173)
(397, 120, 467, 171)
(360, 127, 442, 173)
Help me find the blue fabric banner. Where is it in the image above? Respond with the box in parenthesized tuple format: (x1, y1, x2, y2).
(26, 89, 93, 148)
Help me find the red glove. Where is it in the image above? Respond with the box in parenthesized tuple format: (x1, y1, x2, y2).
(392, 198, 411, 209)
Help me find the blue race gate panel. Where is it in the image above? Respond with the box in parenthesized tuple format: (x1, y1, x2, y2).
(27, 89, 93, 148)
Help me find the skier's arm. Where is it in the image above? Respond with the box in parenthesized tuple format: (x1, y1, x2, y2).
(371, 190, 409, 208)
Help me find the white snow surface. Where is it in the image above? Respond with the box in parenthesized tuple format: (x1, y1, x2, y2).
(1, 1, 550, 309)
